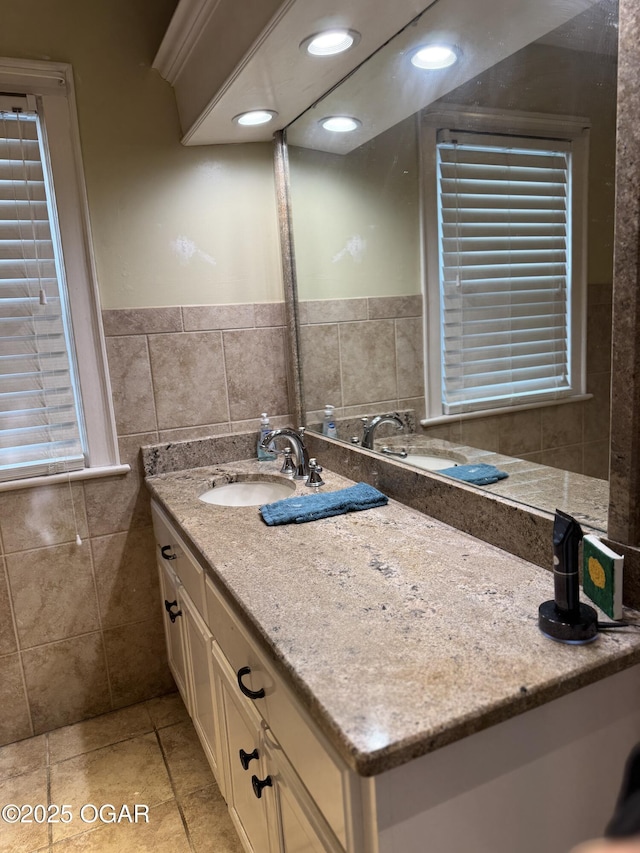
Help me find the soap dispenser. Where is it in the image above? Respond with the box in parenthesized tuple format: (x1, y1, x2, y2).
(322, 404, 338, 438)
(257, 413, 276, 461)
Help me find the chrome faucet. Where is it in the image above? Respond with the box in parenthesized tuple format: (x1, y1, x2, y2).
(381, 446, 408, 459)
(361, 413, 404, 449)
(260, 427, 310, 480)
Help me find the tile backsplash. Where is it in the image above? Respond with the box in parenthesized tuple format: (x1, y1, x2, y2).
(0, 302, 292, 746)
(300, 294, 425, 422)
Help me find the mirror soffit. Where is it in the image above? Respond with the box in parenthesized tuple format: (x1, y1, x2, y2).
(153, 0, 438, 145)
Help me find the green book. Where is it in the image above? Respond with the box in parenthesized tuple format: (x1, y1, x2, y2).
(582, 534, 623, 620)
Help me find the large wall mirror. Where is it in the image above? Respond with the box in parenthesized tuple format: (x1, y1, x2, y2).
(282, 0, 618, 533)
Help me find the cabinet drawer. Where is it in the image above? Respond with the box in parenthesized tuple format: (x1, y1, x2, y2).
(152, 502, 205, 615)
(205, 576, 348, 849)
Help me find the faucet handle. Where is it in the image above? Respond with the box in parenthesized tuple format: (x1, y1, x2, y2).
(280, 447, 296, 477)
(297, 426, 306, 438)
(305, 458, 325, 488)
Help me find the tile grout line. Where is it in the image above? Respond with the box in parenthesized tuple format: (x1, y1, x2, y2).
(45, 732, 53, 852)
(2, 557, 36, 742)
(337, 322, 345, 413)
(153, 727, 197, 853)
(219, 330, 233, 429)
(143, 333, 161, 435)
(45, 708, 188, 851)
(85, 536, 117, 713)
(393, 318, 400, 410)
(47, 727, 156, 769)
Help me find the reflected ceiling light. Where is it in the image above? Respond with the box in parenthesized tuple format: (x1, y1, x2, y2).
(320, 116, 361, 133)
(233, 110, 278, 126)
(301, 29, 361, 56)
(410, 44, 459, 69)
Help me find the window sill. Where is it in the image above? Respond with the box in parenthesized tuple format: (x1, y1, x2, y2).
(0, 464, 131, 493)
(420, 393, 593, 427)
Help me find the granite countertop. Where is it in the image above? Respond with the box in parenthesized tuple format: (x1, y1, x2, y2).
(146, 459, 640, 777)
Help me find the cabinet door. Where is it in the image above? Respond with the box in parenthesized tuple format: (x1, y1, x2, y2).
(278, 779, 329, 853)
(272, 753, 344, 853)
(181, 593, 224, 793)
(158, 561, 190, 711)
(220, 673, 275, 853)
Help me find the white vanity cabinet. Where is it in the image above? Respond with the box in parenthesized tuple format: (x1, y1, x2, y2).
(181, 592, 224, 789)
(151, 500, 353, 853)
(275, 762, 333, 853)
(157, 554, 190, 713)
(217, 657, 275, 853)
(215, 639, 347, 853)
(151, 494, 640, 853)
(153, 503, 225, 795)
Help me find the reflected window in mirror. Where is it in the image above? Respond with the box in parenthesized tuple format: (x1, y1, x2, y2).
(421, 107, 589, 423)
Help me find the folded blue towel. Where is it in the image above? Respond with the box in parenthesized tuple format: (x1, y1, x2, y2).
(260, 482, 388, 526)
(438, 463, 508, 486)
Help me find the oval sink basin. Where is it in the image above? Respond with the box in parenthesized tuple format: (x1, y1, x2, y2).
(199, 480, 295, 507)
(404, 454, 459, 472)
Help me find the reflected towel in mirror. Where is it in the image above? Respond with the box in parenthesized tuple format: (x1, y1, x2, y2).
(438, 463, 508, 486)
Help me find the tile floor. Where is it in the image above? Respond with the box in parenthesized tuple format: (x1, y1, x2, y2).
(0, 692, 244, 853)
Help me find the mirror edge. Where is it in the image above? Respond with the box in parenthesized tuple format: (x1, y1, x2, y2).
(274, 129, 306, 428)
(608, 0, 640, 553)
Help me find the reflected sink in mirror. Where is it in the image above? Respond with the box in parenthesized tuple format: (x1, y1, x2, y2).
(371, 434, 609, 530)
(377, 437, 470, 471)
(199, 479, 296, 507)
(403, 454, 460, 472)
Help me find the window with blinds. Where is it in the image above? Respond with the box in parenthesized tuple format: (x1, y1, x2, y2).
(0, 99, 86, 482)
(435, 129, 578, 415)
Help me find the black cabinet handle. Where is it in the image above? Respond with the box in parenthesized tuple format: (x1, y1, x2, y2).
(239, 748, 259, 770)
(161, 545, 177, 561)
(164, 599, 182, 623)
(251, 774, 272, 799)
(237, 666, 265, 699)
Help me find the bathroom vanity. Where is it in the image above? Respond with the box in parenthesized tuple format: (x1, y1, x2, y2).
(147, 459, 640, 853)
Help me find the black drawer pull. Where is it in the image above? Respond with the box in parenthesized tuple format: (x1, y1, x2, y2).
(237, 666, 265, 699)
(252, 774, 272, 799)
(161, 545, 177, 560)
(164, 599, 182, 622)
(239, 748, 259, 770)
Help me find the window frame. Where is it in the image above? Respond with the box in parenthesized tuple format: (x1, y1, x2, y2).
(419, 104, 590, 424)
(0, 57, 125, 488)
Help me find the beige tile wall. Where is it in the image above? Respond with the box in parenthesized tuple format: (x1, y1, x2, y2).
(0, 302, 291, 747)
(301, 287, 612, 479)
(300, 294, 426, 425)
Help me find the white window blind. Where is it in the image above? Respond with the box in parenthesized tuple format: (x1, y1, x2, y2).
(437, 130, 573, 415)
(0, 98, 86, 481)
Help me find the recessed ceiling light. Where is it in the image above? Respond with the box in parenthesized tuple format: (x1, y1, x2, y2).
(410, 44, 459, 70)
(320, 116, 361, 133)
(233, 110, 278, 127)
(301, 29, 361, 57)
